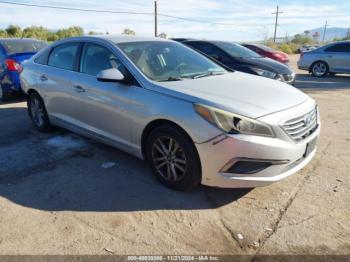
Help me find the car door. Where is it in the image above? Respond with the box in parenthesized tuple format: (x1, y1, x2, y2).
(324, 43, 350, 73)
(39, 42, 83, 125)
(71, 42, 136, 152)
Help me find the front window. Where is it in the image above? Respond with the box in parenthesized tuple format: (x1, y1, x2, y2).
(0, 40, 47, 55)
(214, 42, 261, 58)
(80, 43, 125, 76)
(117, 41, 226, 82)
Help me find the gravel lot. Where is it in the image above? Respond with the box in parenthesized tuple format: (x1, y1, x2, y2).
(0, 55, 349, 256)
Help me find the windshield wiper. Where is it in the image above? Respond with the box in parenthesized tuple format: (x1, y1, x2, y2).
(157, 76, 184, 82)
(190, 71, 225, 79)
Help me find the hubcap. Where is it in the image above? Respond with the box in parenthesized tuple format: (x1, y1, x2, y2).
(151, 136, 187, 182)
(313, 63, 326, 76)
(30, 98, 45, 127)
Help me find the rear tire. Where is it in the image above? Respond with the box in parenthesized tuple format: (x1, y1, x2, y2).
(311, 61, 328, 77)
(27, 92, 54, 132)
(146, 124, 201, 191)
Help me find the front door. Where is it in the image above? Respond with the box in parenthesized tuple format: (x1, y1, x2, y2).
(71, 42, 137, 151)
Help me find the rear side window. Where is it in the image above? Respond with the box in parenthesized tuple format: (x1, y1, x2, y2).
(0, 40, 47, 55)
(80, 43, 124, 76)
(48, 43, 79, 71)
(325, 43, 350, 53)
(34, 48, 51, 65)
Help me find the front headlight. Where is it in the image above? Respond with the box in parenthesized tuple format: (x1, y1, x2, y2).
(194, 104, 275, 137)
(250, 67, 277, 79)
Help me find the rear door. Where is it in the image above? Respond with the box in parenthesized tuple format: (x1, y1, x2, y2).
(39, 42, 83, 125)
(324, 43, 350, 73)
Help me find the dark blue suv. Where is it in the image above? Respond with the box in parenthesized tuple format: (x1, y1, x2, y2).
(0, 38, 47, 101)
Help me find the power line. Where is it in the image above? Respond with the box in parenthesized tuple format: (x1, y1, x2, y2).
(0, 0, 153, 15)
(0, 0, 239, 26)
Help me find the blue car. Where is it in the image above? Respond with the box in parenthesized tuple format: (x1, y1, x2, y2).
(0, 38, 47, 101)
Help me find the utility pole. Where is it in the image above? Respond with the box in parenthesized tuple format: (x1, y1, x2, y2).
(154, 0, 158, 37)
(322, 20, 328, 43)
(347, 27, 350, 39)
(272, 5, 283, 43)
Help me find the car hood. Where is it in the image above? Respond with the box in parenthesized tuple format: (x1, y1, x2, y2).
(244, 57, 292, 74)
(150, 71, 309, 119)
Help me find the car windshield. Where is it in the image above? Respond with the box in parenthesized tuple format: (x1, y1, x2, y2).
(0, 40, 47, 55)
(214, 41, 261, 58)
(117, 41, 227, 82)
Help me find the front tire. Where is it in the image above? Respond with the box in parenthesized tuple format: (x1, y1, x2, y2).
(27, 92, 54, 132)
(146, 124, 201, 191)
(311, 61, 328, 77)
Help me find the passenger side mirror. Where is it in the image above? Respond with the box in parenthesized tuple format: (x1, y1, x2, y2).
(97, 68, 125, 82)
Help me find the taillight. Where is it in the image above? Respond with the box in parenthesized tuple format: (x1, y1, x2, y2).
(5, 59, 23, 73)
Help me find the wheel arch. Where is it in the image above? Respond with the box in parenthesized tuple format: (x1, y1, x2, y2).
(141, 119, 198, 160)
(27, 88, 40, 96)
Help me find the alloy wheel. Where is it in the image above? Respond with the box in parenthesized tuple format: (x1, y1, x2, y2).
(30, 97, 45, 127)
(151, 136, 187, 182)
(312, 62, 327, 76)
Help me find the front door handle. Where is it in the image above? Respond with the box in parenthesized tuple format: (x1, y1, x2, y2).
(40, 75, 48, 81)
(72, 85, 86, 93)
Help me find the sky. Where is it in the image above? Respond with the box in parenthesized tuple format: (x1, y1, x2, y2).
(0, 0, 349, 41)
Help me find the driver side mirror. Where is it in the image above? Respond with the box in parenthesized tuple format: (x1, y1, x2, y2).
(97, 68, 125, 82)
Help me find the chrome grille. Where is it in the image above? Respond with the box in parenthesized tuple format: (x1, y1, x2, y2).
(282, 107, 318, 142)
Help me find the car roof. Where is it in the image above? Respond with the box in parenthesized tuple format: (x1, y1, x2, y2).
(58, 35, 171, 44)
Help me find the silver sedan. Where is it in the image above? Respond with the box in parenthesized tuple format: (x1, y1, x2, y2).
(298, 41, 350, 77)
(20, 36, 320, 190)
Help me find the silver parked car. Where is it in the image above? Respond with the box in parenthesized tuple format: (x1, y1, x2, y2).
(298, 41, 350, 77)
(20, 36, 320, 191)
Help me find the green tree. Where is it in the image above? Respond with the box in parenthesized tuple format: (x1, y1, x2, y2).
(5, 25, 22, 37)
(56, 26, 84, 40)
(0, 30, 7, 38)
(291, 34, 313, 45)
(122, 28, 135, 35)
(47, 32, 59, 42)
(88, 31, 102, 35)
(22, 26, 49, 40)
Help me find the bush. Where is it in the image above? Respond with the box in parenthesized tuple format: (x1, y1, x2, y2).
(278, 43, 298, 54)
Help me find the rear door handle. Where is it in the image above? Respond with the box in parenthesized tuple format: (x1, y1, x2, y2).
(72, 85, 86, 93)
(40, 75, 48, 81)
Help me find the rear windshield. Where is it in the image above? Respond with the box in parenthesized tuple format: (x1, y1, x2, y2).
(0, 40, 47, 54)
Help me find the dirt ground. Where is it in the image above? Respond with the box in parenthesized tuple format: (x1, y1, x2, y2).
(0, 54, 349, 256)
